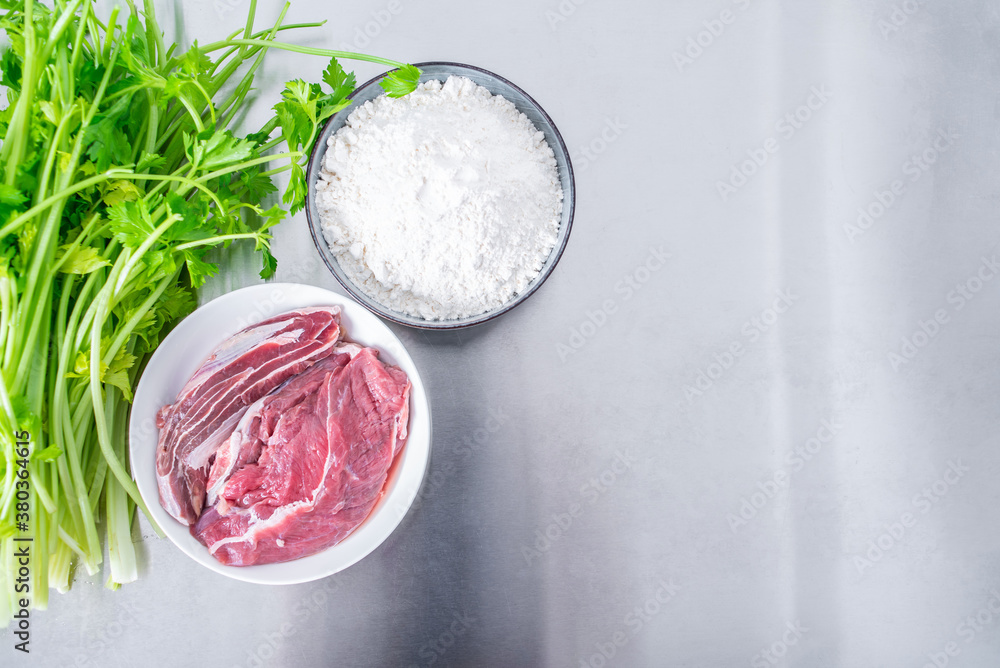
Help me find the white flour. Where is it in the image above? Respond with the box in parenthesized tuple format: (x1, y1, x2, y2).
(315, 76, 563, 320)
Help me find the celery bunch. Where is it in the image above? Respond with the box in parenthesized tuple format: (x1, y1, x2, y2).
(0, 0, 418, 621)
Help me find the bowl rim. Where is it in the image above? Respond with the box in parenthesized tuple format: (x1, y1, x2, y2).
(304, 60, 576, 330)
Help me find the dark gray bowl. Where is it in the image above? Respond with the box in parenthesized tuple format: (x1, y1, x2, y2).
(304, 62, 575, 330)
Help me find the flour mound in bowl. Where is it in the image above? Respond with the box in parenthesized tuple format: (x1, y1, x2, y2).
(315, 75, 563, 321)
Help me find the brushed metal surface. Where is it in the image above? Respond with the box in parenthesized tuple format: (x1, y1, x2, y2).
(12, 0, 1000, 666)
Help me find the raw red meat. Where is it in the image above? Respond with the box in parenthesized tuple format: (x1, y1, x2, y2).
(191, 345, 411, 566)
(155, 307, 342, 525)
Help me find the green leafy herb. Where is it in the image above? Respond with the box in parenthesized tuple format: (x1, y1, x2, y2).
(380, 64, 422, 97)
(0, 0, 420, 619)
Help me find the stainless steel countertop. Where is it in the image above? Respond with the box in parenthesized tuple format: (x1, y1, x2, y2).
(13, 0, 1000, 666)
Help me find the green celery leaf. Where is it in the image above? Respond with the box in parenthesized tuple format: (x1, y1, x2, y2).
(240, 167, 277, 202)
(260, 247, 277, 279)
(176, 43, 213, 76)
(31, 445, 62, 462)
(56, 245, 110, 274)
(0, 183, 27, 207)
(82, 96, 133, 171)
(0, 183, 27, 224)
(136, 151, 166, 173)
(118, 302, 157, 346)
(283, 161, 306, 214)
(258, 204, 287, 234)
(246, 116, 279, 148)
(9, 394, 40, 434)
(66, 351, 103, 379)
(158, 284, 196, 322)
(322, 58, 356, 101)
(380, 64, 421, 98)
(104, 349, 137, 402)
(76, 61, 105, 98)
(274, 81, 315, 151)
(164, 192, 214, 243)
(0, 47, 21, 90)
(122, 14, 151, 69)
(38, 100, 57, 125)
(66, 344, 136, 401)
(185, 130, 255, 171)
(107, 200, 157, 248)
(141, 249, 178, 282)
(182, 248, 218, 288)
(101, 179, 142, 206)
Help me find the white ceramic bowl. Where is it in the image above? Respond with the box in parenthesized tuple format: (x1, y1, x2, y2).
(129, 283, 431, 584)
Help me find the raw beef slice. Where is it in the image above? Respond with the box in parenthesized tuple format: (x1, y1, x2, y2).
(156, 307, 342, 525)
(192, 345, 411, 566)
